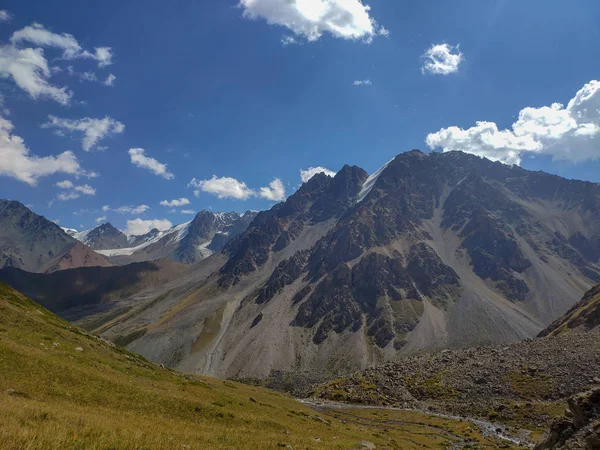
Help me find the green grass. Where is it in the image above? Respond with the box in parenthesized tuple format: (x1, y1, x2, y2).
(0, 283, 514, 449)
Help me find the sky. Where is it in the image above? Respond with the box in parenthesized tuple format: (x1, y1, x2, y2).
(1, 0, 599, 235)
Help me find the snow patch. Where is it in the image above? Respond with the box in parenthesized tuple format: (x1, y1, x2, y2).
(357, 158, 394, 203)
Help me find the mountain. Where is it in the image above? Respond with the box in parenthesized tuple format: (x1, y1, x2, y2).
(74, 211, 258, 265)
(2, 150, 599, 380)
(539, 284, 600, 336)
(74, 222, 129, 250)
(0, 199, 112, 273)
(1, 282, 504, 450)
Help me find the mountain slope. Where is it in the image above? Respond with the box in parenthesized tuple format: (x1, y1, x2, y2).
(539, 284, 600, 336)
(310, 284, 600, 441)
(0, 283, 503, 450)
(0, 200, 112, 273)
(3, 150, 600, 380)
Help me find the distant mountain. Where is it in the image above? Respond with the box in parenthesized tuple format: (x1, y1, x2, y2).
(539, 284, 600, 336)
(74, 223, 128, 250)
(2, 150, 599, 380)
(73, 211, 258, 266)
(0, 200, 112, 273)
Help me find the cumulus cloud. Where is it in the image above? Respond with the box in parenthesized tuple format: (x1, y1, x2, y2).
(103, 204, 150, 214)
(189, 175, 254, 200)
(239, 0, 387, 43)
(124, 218, 172, 236)
(421, 43, 463, 75)
(180, 209, 195, 215)
(42, 115, 124, 151)
(0, 10, 12, 22)
(0, 23, 114, 106)
(0, 116, 94, 186)
(426, 80, 600, 165)
(0, 45, 72, 104)
(160, 197, 190, 207)
(104, 73, 116, 86)
(95, 216, 107, 224)
(129, 148, 174, 179)
(353, 79, 372, 86)
(10, 23, 113, 67)
(258, 178, 286, 202)
(300, 166, 336, 182)
(55, 180, 96, 201)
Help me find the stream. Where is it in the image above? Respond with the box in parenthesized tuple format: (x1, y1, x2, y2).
(299, 398, 534, 449)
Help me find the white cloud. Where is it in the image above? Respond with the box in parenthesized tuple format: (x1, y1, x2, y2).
(239, 0, 386, 43)
(42, 115, 124, 152)
(189, 175, 254, 200)
(353, 79, 372, 86)
(300, 166, 336, 182)
(55, 180, 74, 189)
(160, 197, 190, 207)
(10, 23, 113, 67)
(104, 73, 116, 86)
(95, 216, 107, 224)
(281, 36, 298, 46)
(0, 116, 93, 186)
(181, 209, 195, 215)
(0, 10, 12, 22)
(57, 191, 80, 201)
(426, 80, 600, 165)
(55, 180, 96, 201)
(88, 47, 113, 68)
(124, 218, 172, 236)
(259, 178, 286, 201)
(129, 148, 174, 179)
(0, 45, 72, 104)
(66, 65, 97, 82)
(103, 204, 150, 214)
(74, 184, 95, 195)
(421, 43, 463, 75)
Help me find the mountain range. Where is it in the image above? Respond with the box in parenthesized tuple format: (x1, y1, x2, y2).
(1, 150, 599, 381)
(0, 199, 257, 272)
(70, 210, 258, 265)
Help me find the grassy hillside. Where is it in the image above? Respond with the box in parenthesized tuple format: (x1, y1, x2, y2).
(0, 283, 510, 450)
(540, 283, 600, 336)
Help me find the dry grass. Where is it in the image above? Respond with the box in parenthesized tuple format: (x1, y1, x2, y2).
(0, 283, 513, 449)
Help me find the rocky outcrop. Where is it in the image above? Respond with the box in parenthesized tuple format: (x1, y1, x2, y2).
(535, 387, 600, 449)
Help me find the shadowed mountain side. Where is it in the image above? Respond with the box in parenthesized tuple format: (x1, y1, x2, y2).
(0, 259, 190, 321)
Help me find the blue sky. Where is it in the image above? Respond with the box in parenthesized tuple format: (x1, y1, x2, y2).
(1, 0, 599, 234)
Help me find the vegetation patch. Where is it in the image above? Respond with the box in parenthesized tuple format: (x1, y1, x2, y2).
(504, 367, 554, 399)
